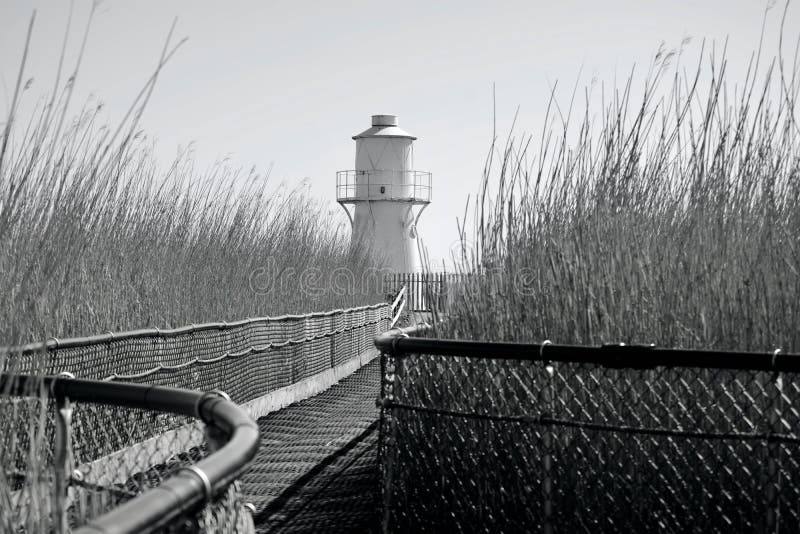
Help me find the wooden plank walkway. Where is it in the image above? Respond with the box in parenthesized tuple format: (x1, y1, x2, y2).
(241, 357, 381, 533)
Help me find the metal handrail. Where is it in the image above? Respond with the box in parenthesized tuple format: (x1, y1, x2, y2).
(372, 335, 800, 372)
(1, 373, 260, 534)
(5, 301, 388, 356)
(373, 333, 800, 533)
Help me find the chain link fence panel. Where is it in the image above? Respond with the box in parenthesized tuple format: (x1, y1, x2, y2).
(3, 303, 390, 532)
(378, 340, 800, 533)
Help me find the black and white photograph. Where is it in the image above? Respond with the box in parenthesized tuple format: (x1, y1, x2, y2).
(2, 1, 800, 532)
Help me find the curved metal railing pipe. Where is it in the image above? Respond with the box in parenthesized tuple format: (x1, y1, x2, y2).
(1, 373, 260, 534)
(374, 323, 432, 348)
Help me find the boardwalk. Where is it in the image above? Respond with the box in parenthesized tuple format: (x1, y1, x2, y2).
(241, 357, 381, 533)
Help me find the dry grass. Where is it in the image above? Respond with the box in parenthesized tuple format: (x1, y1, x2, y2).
(399, 15, 800, 531)
(0, 11, 380, 350)
(393, 19, 800, 530)
(440, 30, 800, 353)
(0, 11, 382, 531)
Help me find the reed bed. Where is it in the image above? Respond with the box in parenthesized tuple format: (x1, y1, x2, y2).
(0, 12, 380, 351)
(0, 11, 381, 531)
(438, 35, 800, 352)
(387, 18, 800, 531)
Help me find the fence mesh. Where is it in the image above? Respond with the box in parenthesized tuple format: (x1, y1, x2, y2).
(2, 395, 240, 532)
(379, 349, 800, 533)
(3, 303, 390, 532)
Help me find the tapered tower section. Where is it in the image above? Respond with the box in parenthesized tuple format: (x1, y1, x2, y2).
(336, 115, 431, 272)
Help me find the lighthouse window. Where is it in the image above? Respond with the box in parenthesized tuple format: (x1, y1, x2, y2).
(380, 186, 386, 194)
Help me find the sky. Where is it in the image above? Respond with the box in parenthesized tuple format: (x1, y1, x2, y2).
(2, 0, 799, 267)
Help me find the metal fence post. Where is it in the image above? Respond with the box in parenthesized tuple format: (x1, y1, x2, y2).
(766, 353, 784, 533)
(540, 341, 554, 534)
(53, 371, 75, 534)
(329, 313, 337, 370)
(380, 347, 400, 534)
(243, 501, 257, 534)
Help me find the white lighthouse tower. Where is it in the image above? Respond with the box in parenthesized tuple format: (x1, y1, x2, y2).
(336, 115, 431, 272)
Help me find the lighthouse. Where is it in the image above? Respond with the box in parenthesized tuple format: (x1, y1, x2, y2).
(336, 115, 431, 272)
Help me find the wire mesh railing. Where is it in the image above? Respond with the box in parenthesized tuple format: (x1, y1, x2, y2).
(2, 302, 390, 533)
(2, 373, 259, 533)
(375, 331, 800, 533)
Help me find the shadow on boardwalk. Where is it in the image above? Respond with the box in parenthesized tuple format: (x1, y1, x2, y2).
(241, 358, 381, 533)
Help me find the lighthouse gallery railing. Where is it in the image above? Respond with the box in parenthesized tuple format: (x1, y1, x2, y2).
(336, 170, 431, 203)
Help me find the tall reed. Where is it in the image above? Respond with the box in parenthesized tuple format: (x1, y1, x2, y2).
(0, 12, 380, 349)
(399, 22, 800, 531)
(1, 10, 383, 531)
(441, 34, 800, 352)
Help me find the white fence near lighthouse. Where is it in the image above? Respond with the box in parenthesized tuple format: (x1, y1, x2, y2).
(384, 273, 469, 313)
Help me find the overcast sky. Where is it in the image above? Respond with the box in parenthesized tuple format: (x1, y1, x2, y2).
(2, 1, 798, 267)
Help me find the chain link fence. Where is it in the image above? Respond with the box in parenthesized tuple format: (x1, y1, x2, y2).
(2, 303, 390, 532)
(2, 375, 258, 533)
(376, 332, 800, 533)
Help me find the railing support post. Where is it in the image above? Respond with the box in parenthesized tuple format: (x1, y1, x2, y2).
(540, 342, 554, 534)
(766, 365, 784, 533)
(53, 371, 75, 534)
(330, 313, 337, 370)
